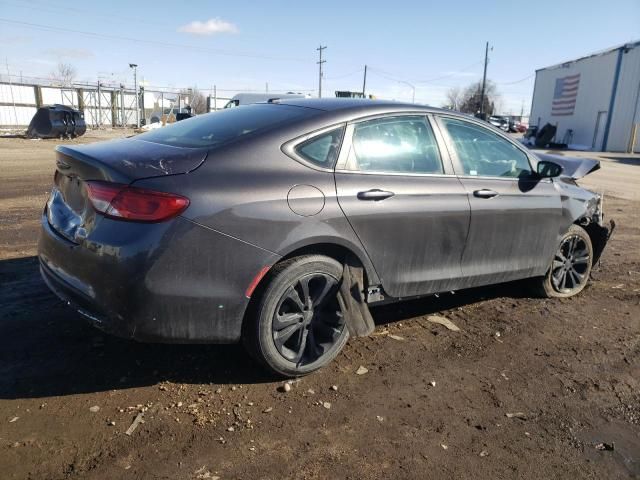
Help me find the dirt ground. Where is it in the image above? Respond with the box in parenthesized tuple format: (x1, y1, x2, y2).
(0, 131, 639, 479)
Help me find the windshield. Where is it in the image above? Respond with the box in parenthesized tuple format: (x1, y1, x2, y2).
(138, 104, 313, 148)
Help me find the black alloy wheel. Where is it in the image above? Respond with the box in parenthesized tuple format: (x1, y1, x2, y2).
(550, 234, 591, 293)
(272, 273, 345, 366)
(534, 224, 594, 298)
(245, 255, 350, 377)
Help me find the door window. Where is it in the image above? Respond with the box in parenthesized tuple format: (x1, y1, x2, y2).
(440, 117, 531, 177)
(345, 116, 443, 174)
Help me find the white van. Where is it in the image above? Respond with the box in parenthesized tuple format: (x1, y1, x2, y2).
(223, 92, 309, 108)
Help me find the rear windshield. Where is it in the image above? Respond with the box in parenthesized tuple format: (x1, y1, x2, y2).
(138, 104, 313, 148)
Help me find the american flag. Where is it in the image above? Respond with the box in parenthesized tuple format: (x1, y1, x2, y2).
(551, 74, 580, 116)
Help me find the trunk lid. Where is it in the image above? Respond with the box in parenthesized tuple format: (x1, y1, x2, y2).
(47, 138, 207, 243)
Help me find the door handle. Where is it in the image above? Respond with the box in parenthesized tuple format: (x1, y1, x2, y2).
(357, 189, 395, 201)
(473, 189, 499, 199)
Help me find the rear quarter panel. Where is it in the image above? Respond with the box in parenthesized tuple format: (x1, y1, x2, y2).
(134, 130, 381, 285)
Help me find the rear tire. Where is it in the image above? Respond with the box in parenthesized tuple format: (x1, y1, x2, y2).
(533, 224, 593, 298)
(244, 255, 349, 377)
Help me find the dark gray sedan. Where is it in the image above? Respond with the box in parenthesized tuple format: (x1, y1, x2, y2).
(38, 99, 612, 376)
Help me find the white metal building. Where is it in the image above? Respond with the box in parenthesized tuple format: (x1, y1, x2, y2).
(530, 41, 640, 152)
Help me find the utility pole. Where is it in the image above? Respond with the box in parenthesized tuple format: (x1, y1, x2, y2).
(479, 42, 490, 118)
(316, 45, 326, 98)
(129, 63, 139, 128)
(362, 65, 367, 98)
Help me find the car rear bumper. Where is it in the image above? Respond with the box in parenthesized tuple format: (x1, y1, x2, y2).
(38, 211, 278, 343)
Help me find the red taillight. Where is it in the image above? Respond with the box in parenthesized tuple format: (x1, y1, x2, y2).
(85, 181, 189, 222)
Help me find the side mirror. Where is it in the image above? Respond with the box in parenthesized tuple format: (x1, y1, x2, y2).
(536, 160, 563, 178)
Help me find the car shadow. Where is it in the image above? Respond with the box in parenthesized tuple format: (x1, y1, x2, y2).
(370, 281, 531, 326)
(0, 255, 531, 399)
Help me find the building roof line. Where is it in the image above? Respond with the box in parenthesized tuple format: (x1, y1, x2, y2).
(535, 40, 640, 73)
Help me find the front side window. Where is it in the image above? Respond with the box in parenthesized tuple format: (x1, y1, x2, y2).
(345, 116, 443, 174)
(295, 127, 344, 168)
(440, 117, 531, 177)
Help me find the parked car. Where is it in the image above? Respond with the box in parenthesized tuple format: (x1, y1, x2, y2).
(223, 92, 309, 108)
(488, 115, 509, 131)
(39, 99, 613, 377)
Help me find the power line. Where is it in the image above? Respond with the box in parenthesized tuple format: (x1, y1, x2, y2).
(496, 73, 535, 85)
(0, 71, 315, 93)
(324, 68, 363, 80)
(0, 18, 310, 63)
(0, 0, 179, 31)
(414, 61, 483, 83)
(367, 67, 415, 102)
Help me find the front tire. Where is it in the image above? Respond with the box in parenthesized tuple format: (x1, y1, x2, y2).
(244, 255, 349, 377)
(535, 224, 593, 298)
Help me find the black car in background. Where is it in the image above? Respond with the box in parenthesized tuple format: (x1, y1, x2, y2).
(39, 99, 612, 376)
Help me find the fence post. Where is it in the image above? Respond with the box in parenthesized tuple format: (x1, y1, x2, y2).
(97, 81, 102, 127)
(120, 84, 125, 127)
(139, 86, 145, 126)
(77, 87, 85, 111)
(34, 85, 42, 108)
(110, 90, 117, 127)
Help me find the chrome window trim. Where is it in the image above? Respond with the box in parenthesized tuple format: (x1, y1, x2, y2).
(454, 174, 551, 182)
(334, 169, 456, 178)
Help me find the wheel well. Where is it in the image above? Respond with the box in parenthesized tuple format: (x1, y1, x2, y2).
(575, 220, 611, 265)
(240, 242, 371, 340)
(247, 243, 370, 302)
(281, 243, 355, 265)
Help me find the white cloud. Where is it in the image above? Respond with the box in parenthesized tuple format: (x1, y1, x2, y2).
(178, 18, 238, 36)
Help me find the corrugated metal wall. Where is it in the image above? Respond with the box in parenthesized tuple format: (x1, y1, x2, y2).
(530, 42, 640, 152)
(530, 50, 617, 150)
(608, 45, 640, 153)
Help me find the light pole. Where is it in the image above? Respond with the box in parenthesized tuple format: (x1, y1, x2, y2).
(129, 63, 139, 128)
(399, 80, 415, 103)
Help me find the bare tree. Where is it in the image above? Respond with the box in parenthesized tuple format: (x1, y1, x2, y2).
(50, 62, 76, 87)
(444, 86, 462, 110)
(458, 80, 499, 116)
(181, 87, 208, 114)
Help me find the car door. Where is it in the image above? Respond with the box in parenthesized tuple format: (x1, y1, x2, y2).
(334, 114, 470, 298)
(435, 115, 564, 287)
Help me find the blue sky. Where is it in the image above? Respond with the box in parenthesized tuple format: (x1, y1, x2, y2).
(1, 0, 638, 114)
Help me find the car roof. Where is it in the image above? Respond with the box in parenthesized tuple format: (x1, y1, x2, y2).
(275, 98, 447, 115)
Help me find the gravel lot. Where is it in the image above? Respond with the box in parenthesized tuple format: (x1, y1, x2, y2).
(1, 131, 639, 479)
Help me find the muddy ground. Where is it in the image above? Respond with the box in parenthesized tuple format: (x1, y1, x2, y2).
(0, 131, 639, 479)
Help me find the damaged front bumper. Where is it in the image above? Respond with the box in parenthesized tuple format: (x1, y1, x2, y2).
(580, 193, 615, 265)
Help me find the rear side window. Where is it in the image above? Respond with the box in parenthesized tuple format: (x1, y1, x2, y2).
(138, 104, 313, 148)
(440, 117, 531, 177)
(295, 127, 344, 168)
(345, 116, 443, 174)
